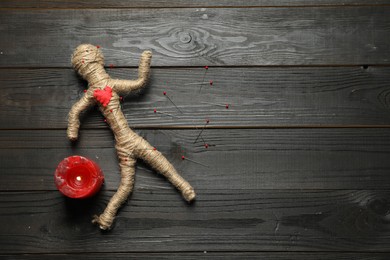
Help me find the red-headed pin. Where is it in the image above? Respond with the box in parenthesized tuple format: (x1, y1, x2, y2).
(201, 102, 230, 109)
(199, 135, 210, 149)
(194, 119, 209, 144)
(163, 91, 183, 113)
(181, 155, 209, 167)
(199, 66, 209, 93)
(184, 81, 212, 86)
(153, 108, 178, 118)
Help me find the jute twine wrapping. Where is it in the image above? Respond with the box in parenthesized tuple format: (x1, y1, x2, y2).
(68, 44, 195, 230)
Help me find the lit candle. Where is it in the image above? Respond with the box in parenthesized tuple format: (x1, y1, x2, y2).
(54, 155, 104, 198)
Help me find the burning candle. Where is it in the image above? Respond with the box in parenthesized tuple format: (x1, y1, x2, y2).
(54, 155, 104, 199)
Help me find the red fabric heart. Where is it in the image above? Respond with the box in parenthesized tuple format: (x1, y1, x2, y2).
(94, 86, 112, 107)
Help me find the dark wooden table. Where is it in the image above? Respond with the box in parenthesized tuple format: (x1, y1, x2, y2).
(1, 1, 390, 259)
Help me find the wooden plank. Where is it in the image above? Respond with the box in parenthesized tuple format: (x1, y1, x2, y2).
(2, 252, 390, 259)
(1, 7, 390, 67)
(2, 67, 390, 129)
(0, 189, 390, 253)
(2, 128, 390, 191)
(2, 0, 390, 8)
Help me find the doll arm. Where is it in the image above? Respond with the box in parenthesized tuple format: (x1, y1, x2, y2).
(111, 51, 152, 95)
(67, 93, 95, 141)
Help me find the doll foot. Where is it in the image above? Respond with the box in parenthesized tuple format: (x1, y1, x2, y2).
(142, 50, 152, 57)
(92, 214, 113, 230)
(182, 188, 196, 202)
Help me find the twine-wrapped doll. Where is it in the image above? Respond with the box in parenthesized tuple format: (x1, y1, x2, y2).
(67, 44, 195, 230)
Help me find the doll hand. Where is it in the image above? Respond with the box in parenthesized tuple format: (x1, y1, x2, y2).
(67, 127, 79, 141)
(142, 50, 152, 58)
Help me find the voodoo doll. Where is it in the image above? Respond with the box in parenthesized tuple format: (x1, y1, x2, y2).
(67, 44, 196, 230)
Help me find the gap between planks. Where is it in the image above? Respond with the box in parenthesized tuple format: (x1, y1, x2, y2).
(0, 64, 389, 70)
(2, 250, 390, 254)
(2, 4, 390, 10)
(2, 125, 390, 131)
(3, 188, 390, 192)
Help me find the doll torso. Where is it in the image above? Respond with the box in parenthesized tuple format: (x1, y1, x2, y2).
(91, 84, 140, 154)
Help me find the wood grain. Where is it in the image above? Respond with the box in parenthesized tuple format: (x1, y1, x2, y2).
(0, 190, 390, 253)
(1, 2, 389, 258)
(1, 7, 390, 67)
(2, 67, 390, 129)
(2, 252, 390, 260)
(2, 128, 390, 191)
(2, 0, 390, 8)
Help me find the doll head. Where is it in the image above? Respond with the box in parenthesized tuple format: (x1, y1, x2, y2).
(71, 44, 105, 79)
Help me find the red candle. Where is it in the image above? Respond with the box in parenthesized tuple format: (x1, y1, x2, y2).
(54, 156, 104, 199)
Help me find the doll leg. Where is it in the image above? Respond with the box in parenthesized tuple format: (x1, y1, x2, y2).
(134, 137, 195, 202)
(92, 158, 136, 230)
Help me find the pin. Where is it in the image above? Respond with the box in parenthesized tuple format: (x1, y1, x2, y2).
(83, 89, 87, 93)
(96, 45, 100, 49)
(199, 66, 209, 93)
(181, 155, 209, 167)
(184, 81, 212, 86)
(201, 102, 230, 109)
(153, 108, 178, 118)
(201, 135, 216, 148)
(194, 119, 209, 144)
(109, 64, 114, 68)
(199, 135, 209, 149)
(163, 91, 183, 113)
(209, 80, 213, 86)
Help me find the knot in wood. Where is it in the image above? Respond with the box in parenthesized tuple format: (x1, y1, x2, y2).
(158, 28, 209, 55)
(179, 32, 192, 44)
